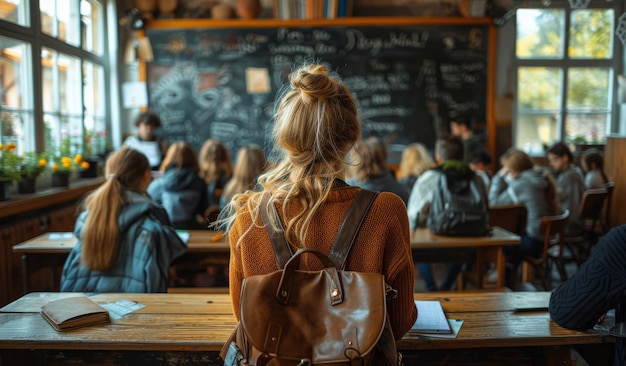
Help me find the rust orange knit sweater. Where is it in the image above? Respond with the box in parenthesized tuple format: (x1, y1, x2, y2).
(228, 186, 418, 339)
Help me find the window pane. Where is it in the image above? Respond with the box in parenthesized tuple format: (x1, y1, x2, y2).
(565, 113, 609, 143)
(42, 48, 83, 156)
(569, 9, 614, 59)
(0, 36, 33, 152)
(516, 114, 560, 155)
(516, 9, 565, 59)
(567, 68, 611, 109)
(0, 0, 30, 27)
(83, 61, 106, 156)
(40, 0, 80, 46)
(518, 67, 563, 110)
(81, 0, 103, 55)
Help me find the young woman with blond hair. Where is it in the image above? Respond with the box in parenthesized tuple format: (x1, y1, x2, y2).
(396, 142, 436, 192)
(61, 148, 186, 292)
(148, 141, 208, 229)
(219, 64, 417, 349)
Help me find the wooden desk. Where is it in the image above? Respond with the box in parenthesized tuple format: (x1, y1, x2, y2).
(13, 230, 227, 294)
(14, 227, 519, 295)
(0, 292, 612, 365)
(411, 227, 520, 289)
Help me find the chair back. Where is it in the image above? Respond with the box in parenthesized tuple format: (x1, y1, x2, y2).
(578, 188, 608, 231)
(489, 204, 527, 235)
(539, 210, 570, 261)
(603, 182, 615, 230)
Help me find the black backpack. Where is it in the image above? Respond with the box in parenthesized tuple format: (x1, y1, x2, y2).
(426, 167, 490, 236)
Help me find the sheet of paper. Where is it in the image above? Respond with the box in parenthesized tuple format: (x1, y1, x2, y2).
(414, 319, 464, 339)
(48, 233, 74, 240)
(176, 230, 190, 243)
(100, 299, 145, 320)
(412, 300, 452, 334)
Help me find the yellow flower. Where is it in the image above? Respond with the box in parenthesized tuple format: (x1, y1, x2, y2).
(0, 144, 3, 150)
(81, 161, 90, 169)
(38, 159, 47, 167)
(74, 154, 83, 164)
(51, 164, 59, 172)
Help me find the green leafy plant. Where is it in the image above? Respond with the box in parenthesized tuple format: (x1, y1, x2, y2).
(0, 142, 22, 182)
(21, 152, 48, 179)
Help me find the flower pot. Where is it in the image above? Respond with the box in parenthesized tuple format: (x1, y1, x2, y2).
(79, 158, 99, 178)
(0, 180, 10, 201)
(52, 173, 70, 188)
(18, 177, 36, 194)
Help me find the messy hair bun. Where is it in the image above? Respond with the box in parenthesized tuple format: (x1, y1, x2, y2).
(273, 64, 360, 168)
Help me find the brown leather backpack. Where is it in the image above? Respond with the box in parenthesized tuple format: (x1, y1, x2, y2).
(220, 189, 400, 366)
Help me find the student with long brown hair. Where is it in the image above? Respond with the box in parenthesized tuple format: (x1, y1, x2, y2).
(218, 64, 417, 352)
(61, 148, 186, 293)
(198, 138, 233, 208)
(148, 141, 208, 229)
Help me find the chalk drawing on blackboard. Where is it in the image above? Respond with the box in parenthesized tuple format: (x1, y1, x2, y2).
(245, 67, 271, 94)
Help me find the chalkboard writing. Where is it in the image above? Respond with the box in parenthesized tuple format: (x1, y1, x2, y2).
(146, 21, 490, 163)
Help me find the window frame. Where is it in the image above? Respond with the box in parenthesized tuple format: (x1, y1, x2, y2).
(0, 0, 115, 157)
(512, 1, 622, 152)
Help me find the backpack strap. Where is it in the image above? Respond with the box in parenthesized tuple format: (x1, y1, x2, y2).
(260, 189, 378, 270)
(328, 189, 378, 270)
(260, 192, 293, 269)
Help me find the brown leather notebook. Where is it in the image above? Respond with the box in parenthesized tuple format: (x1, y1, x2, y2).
(40, 296, 110, 331)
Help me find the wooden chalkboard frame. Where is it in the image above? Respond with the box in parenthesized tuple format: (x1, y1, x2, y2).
(140, 17, 496, 164)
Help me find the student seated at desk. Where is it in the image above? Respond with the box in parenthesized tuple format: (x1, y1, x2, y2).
(61, 148, 187, 293)
(148, 141, 209, 230)
(218, 64, 417, 350)
(549, 224, 626, 366)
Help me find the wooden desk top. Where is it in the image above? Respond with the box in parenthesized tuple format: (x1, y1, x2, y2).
(411, 226, 520, 249)
(12, 230, 228, 254)
(0, 291, 610, 352)
(14, 227, 519, 255)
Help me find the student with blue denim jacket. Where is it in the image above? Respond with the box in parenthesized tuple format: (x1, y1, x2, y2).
(61, 148, 187, 293)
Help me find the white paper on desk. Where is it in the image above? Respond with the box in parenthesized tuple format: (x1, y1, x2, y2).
(48, 233, 74, 240)
(176, 231, 190, 243)
(100, 299, 145, 320)
(414, 319, 464, 339)
(412, 300, 452, 333)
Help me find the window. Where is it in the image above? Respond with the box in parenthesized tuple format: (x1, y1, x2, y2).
(514, 4, 618, 154)
(0, 0, 112, 161)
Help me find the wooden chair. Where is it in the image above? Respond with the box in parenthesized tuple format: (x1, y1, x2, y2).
(489, 204, 528, 236)
(457, 204, 527, 290)
(522, 210, 569, 290)
(563, 188, 608, 264)
(602, 182, 614, 233)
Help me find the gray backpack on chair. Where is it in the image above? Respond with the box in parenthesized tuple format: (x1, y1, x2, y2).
(427, 167, 490, 236)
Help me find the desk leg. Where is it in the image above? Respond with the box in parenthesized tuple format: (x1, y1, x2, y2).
(494, 246, 505, 289)
(21, 254, 29, 294)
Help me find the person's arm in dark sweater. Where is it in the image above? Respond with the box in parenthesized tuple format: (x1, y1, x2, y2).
(549, 225, 626, 330)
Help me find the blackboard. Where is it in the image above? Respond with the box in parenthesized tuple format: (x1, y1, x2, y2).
(145, 20, 491, 163)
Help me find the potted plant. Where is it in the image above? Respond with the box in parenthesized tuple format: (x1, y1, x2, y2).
(18, 152, 48, 193)
(0, 142, 22, 201)
(50, 154, 90, 188)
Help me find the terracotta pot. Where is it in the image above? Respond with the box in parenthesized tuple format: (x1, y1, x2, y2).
(235, 0, 261, 19)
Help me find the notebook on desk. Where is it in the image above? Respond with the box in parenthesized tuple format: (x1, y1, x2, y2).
(411, 300, 452, 334)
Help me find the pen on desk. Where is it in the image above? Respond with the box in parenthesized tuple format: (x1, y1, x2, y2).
(212, 232, 224, 242)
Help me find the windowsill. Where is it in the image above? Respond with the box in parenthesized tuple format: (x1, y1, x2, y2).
(0, 177, 104, 221)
